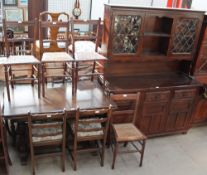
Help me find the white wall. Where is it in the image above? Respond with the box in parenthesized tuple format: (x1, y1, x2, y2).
(109, 0, 152, 6)
(48, 0, 91, 20)
(91, 0, 168, 19)
(91, 0, 108, 19)
(152, 0, 167, 7)
(191, 0, 207, 11)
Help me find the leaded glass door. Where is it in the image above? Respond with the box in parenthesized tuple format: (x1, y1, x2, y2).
(168, 17, 199, 59)
(110, 11, 144, 57)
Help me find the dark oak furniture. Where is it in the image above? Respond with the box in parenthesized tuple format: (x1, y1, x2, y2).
(110, 93, 146, 169)
(69, 18, 101, 55)
(38, 12, 70, 57)
(3, 19, 38, 57)
(28, 110, 66, 175)
(73, 52, 107, 95)
(2, 19, 41, 101)
(2, 81, 115, 164)
(0, 81, 11, 175)
(68, 106, 112, 170)
(38, 12, 74, 97)
(69, 18, 107, 95)
(192, 14, 207, 125)
(102, 4, 204, 137)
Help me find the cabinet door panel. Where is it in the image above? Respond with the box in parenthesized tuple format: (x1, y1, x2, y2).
(166, 112, 190, 131)
(110, 11, 144, 56)
(139, 114, 166, 134)
(169, 17, 200, 59)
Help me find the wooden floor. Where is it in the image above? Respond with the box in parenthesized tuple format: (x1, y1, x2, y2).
(3, 80, 114, 118)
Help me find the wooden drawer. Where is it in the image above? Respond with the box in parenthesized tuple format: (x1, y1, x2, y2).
(174, 89, 196, 99)
(145, 91, 170, 102)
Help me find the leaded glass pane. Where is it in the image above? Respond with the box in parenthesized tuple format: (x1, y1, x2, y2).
(171, 18, 198, 54)
(112, 15, 142, 54)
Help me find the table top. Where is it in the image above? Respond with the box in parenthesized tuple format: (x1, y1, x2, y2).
(1, 55, 40, 65)
(2, 80, 115, 118)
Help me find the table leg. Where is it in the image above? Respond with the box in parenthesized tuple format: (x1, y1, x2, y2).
(72, 62, 76, 96)
(75, 62, 78, 96)
(38, 64, 41, 98)
(16, 121, 29, 165)
(42, 63, 45, 97)
(4, 65, 10, 101)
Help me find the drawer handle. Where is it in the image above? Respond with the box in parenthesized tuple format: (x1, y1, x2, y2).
(123, 94, 127, 97)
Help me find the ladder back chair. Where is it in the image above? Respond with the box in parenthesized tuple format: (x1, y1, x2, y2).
(69, 18, 107, 95)
(110, 93, 147, 169)
(2, 19, 40, 101)
(68, 106, 112, 170)
(28, 110, 66, 175)
(39, 12, 73, 97)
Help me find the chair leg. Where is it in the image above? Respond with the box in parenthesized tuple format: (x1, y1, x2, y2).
(32, 157, 36, 175)
(72, 139, 77, 171)
(31, 65, 34, 87)
(111, 141, 118, 169)
(61, 152, 65, 172)
(91, 61, 96, 81)
(101, 141, 106, 167)
(123, 142, 128, 147)
(73, 150, 77, 171)
(61, 142, 66, 172)
(139, 140, 146, 167)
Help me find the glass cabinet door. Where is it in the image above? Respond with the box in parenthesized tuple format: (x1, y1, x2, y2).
(111, 11, 144, 56)
(169, 17, 199, 57)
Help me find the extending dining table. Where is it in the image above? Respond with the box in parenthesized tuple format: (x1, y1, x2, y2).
(1, 80, 115, 164)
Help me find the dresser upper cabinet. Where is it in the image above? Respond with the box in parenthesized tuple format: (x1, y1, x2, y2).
(103, 5, 204, 61)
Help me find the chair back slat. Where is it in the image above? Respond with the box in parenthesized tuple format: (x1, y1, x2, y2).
(28, 110, 66, 144)
(3, 19, 38, 57)
(110, 93, 140, 124)
(70, 17, 101, 55)
(39, 12, 70, 56)
(74, 106, 112, 138)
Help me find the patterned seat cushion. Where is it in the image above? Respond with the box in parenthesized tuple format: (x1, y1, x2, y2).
(32, 122, 63, 143)
(71, 118, 103, 137)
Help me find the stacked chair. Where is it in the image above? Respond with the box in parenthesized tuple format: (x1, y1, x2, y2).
(69, 18, 107, 94)
(2, 19, 41, 101)
(38, 12, 73, 97)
